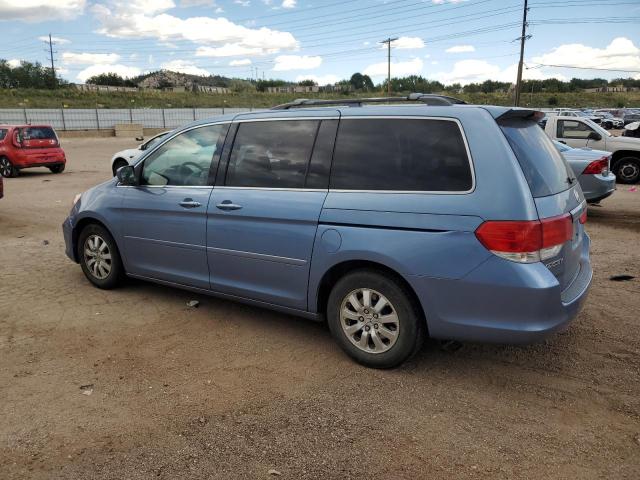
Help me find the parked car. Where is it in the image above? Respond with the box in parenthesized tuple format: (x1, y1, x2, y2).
(553, 141, 615, 203)
(0, 125, 66, 177)
(63, 97, 592, 368)
(542, 115, 640, 184)
(110, 131, 171, 176)
(553, 109, 602, 124)
(593, 111, 624, 130)
(623, 109, 640, 126)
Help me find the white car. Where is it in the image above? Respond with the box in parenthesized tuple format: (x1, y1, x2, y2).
(110, 131, 171, 176)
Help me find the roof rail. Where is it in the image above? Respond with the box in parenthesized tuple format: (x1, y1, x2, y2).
(270, 93, 466, 110)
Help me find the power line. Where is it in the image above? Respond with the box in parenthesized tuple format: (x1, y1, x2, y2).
(529, 63, 640, 73)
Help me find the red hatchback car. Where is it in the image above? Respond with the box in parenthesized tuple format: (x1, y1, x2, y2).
(0, 125, 66, 177)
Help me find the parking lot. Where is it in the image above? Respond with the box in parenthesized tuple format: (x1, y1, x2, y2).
(1, 137, 639, 479)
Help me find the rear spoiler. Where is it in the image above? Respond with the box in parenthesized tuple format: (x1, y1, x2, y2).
(494, 108, 545, 122)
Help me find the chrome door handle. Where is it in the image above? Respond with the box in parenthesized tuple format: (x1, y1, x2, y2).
(179, 199, 202, 209)
(216, 200, 242, 211)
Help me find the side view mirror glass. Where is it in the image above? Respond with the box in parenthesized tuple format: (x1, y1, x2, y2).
(116, 165, 136, 186)
(588, 131, 602, 141)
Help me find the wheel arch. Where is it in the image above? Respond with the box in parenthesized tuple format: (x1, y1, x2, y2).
(72, 216, 120, 263)
(611, 150, 640, 167)
(315, 260, 426, 329)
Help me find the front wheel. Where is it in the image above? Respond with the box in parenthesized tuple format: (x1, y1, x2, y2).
(0, 157, 18, 177)
(327, 270, 424, 368)
(614, 157, 640, 184)
(49, 164, 65, 174)
(77, 224, 124, 289)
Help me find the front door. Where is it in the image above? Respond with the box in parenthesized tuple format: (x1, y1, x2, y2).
(121, 124, 227, 288)
(556, 119, 605, 150)
(207, 117, 338, 310)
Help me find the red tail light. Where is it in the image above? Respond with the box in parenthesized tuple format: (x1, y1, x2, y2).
(582, 156, 609, 175)
(579, 210, 587, 224)
(475, 214, 573, 263)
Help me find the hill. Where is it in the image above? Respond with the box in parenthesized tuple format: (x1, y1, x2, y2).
(131, 70, 232, 89)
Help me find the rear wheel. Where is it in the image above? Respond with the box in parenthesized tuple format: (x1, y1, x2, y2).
(77, 224, 123, 289)
(614, 157, 640, 184)
(112, 159, 128, 177)
(0, 157, 18, 177)
(49, 164, 65, 174)
(327, 270, 424, 368)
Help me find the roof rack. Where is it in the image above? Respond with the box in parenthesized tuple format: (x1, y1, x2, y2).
(270, 93, 466, 110)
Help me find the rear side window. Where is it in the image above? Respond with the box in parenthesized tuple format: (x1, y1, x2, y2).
(330, 119, 472, 192)
(500, 119, 576, 198)
(22, 127, 56, 140)
(0, 129, 7, 141)
(226, 120, 319, 188)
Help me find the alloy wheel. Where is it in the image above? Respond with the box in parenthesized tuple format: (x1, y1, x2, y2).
(619, 161, 640, 183)
(339, 288, 399, 354)
(83, 235, 112, 280)
(0, 158, 12, 177)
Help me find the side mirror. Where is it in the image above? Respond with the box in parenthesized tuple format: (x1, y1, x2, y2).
(116, 165, 137, 186)
(588, 131, 602, 141)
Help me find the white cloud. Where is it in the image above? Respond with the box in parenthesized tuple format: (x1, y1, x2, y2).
(392, 36, 425, 50)
(433, 59, 565, 85)
(234, 0, 250, 6)
(76, 64, 142, 82)
(7, 59, 22, 68)
(273, 55, 322, 71)
(295, 74, 340, 85)
(363, 57, 424, 79)
(0, 0, 85, 21)
(161, 59, 210, 76)
(38, 35, 71, 45)
(531, 37, 640, 72)
(62, 52, 121, 65)
(282, 0, 296, 8)
(92, 0, 298, 57)
(446, 45, 475, 53)
(229, 59, 252, 66)
(196, 45, 274, 57)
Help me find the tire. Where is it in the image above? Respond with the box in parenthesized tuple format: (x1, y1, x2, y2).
(614, 157, 640, 184)
(112, 159, 128, 177)
(0, 156, 18, 177)
(326, 269, 424, 368)
(77, 224, 124, 289)
(49, 164, 65, 174)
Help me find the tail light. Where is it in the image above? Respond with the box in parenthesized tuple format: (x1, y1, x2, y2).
(582, 156, 609, 175)
(475, 213, 573, 263)
(579, 210, 587, 224)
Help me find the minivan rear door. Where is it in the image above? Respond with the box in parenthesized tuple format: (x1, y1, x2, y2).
(499, 116, 586, 292)
(207, 114, 339, 310)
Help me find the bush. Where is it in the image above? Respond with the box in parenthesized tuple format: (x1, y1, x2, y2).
(548, 96, 559, 106)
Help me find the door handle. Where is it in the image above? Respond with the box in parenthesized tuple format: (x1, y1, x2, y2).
(216, 200, 243, 211)
(179, 199, 202, 209)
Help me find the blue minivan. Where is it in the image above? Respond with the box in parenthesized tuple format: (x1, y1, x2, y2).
(63, 96, 592, 368)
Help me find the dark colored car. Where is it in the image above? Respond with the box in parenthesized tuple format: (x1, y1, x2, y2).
(0, 125, 66, 177)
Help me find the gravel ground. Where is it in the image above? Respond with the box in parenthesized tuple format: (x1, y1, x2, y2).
(1, 137, 639, 479)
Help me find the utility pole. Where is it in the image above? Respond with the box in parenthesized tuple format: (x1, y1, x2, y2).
(45, 33, 57, 88)
(380, 37, 398, 95)
(514, 0, 529, 106)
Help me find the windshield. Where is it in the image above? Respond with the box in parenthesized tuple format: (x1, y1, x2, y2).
(582, 118, 612, 137)
(553, 141, 572, 152)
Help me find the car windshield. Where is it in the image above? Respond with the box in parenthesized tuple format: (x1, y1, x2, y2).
(583, 118, 612, 137)
(553, 141, 572, 152)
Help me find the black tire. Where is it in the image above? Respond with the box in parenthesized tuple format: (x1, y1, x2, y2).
(49, 164, 65, 174)
(0, 156, 18, 177)
(326, 269, 424, 368)
(77, 224, 124, 289)
(614, 157, 640, 184)
(112, 159, 128, 177)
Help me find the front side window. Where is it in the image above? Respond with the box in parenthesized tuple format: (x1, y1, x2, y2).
(557, 120, 593, 139)
(225, 120, 319, 188)
(0, 129, 7, 141)
(330, 118, 472, 192)
(141, 124, 226, 187)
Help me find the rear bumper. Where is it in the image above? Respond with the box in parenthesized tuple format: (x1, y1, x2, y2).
(409, 234, 592, 344)
(11, 150, 66, 168)
(579, 173, 616, 203)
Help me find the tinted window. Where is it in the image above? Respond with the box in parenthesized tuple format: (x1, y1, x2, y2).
(226, 120, 319, 188)
(306, 120, 338, 189)
(0, 129, 6, 141)
(22, 127, 56, 140)
(500, 119, 576, 198)
(330, 119, 472, 191)
(557, 120, 593, 139)
(141, 125, 226, 186)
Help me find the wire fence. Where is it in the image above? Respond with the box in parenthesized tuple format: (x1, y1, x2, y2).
(0, 108, 254, 130)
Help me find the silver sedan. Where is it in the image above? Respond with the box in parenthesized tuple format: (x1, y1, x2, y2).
(554, 141, 616, 204)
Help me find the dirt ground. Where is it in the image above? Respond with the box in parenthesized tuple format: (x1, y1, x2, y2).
(1, 137, 639, 480)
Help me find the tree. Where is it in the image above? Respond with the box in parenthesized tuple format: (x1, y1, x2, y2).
(0, 59, 63, 89)
(349, 73, 374, 91)
(298, 79, 317, 87)
(86, 72, 136, 87)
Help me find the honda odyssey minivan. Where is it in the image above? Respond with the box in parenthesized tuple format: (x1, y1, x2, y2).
(63, 95, 592, 368)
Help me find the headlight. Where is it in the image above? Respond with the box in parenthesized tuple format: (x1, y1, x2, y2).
(72, 193, 82, 206)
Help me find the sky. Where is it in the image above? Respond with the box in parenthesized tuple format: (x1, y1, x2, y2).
(0, 0, 639, 85)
